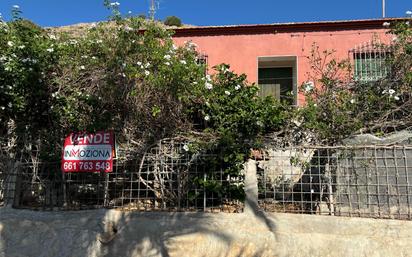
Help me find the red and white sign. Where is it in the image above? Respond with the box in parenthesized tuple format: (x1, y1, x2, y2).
(61, 131, 115, 173)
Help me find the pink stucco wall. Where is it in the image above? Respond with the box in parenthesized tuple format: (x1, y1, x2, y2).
(172, 24, 392, 105)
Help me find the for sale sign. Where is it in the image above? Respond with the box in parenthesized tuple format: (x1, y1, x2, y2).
(61, 131, 115, 172)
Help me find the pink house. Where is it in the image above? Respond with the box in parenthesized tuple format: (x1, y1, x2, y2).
(172, 18, 403, 105)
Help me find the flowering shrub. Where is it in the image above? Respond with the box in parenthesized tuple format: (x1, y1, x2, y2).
(186, 64, 289, 200)
(0, 13, 59, 157)
(0, 6, 290, 201)
(296, 21, 412, 145)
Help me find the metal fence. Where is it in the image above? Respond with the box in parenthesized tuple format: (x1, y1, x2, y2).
(1, 140, 243, 212)
(2, 142, 412, 220)
(257, 145, 412, 220)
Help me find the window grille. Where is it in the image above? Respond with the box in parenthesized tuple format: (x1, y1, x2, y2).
(351, 40, 389, 82)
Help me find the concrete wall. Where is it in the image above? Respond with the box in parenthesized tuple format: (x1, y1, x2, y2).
(1, 206, 412, 257)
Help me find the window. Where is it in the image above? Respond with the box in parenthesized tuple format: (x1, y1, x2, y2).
(257, 56, 297, 105)
(351, 42, 389, 82)
(196, 53, 208, 74)
(258, 67, 293, 103)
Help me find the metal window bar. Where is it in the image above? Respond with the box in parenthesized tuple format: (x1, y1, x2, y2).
(351, 40, 389, 82)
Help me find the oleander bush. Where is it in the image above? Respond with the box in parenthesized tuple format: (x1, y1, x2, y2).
(0, 4, 289, 201)
(1, 3, 411, 201)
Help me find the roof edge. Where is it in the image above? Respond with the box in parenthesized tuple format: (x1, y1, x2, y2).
(171, 18, 410, 37)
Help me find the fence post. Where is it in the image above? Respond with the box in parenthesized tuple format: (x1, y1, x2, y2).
(203, 172, 206, 211)
(3, 161, 20, 206)
(103, 172, 109, 207)
(244, 159, 259, 214)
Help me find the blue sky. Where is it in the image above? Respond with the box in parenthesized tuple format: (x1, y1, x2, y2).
(0, 0, 411, 27)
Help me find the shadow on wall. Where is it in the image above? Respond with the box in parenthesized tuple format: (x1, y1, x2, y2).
(0, 207, 278, 257)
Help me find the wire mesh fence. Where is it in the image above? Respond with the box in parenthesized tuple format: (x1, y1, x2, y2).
(2, 139, 243, 212)
(2, 140, 412, 220)
(256, 145, 412, 220)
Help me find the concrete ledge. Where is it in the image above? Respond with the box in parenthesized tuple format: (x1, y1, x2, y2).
(1, 207, 412, 257)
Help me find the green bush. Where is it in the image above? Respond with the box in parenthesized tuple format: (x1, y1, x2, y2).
(0, 6, 290, 200)
(164, 16, 182, 27)
(295, 21, 412, 145)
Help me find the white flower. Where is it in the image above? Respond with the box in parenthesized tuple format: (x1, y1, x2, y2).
(383, 22, 391, 27)
(164, 54, 171, 60)
(304, 81, 314, 92)
(180, 60, 187, 65)
(12, 5, 20, 9)
(18, 45, 25, 49)
(221, 67, 230, 73)
(137, 61, 142, 66)
(394, 96, 400, 101)
(292, 119, 302, 127)
(224, 90, 231, 96)
(79, 65, 85, 70)
(388, 89, 395, 95)
(183, 144, 189, 152)
(7, 41, 14, 47)
(186, 41, 197, 49)
(205, 82, 213, 90)
(350, 99, 356, 104)
(91, 56, 97, 60)
(7, 102, 12, 108)
(165, 62, 170, 66)
(235, 84, 241, 90)
(0, 106, 5, 110)
(205, 74, 211, 81)
(256, 120, 264, 127)
(96, 39, 102, 44)
(204, 115, 210, 121)
(192, 81, 198, 85)
(406, 10, 412, 16)
(145, 62, 150, 68)
(49, 35, 57, 40)
(144, 70, 150, 76)
(110, 2, 120, 7)
(124, 26, 133, 31)
(172, 44, 178, 50)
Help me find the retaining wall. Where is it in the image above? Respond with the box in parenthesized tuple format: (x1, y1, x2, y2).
(1, 207, 412, 257)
